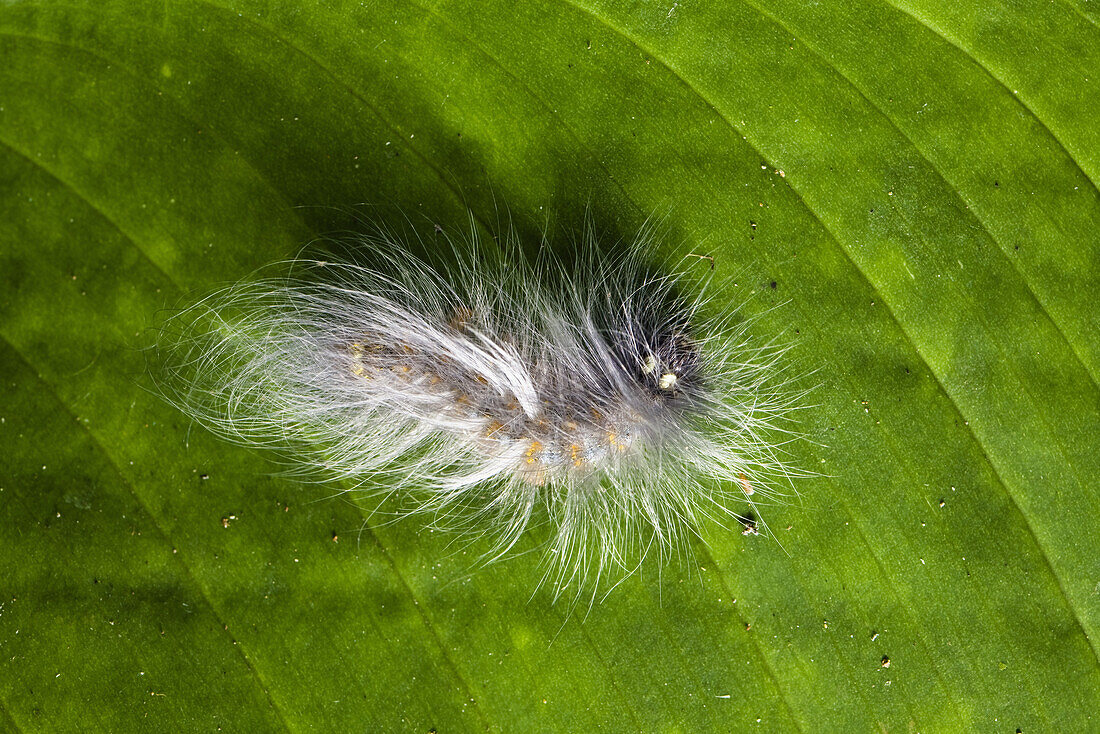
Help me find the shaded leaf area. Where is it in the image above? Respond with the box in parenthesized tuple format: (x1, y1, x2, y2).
(0, 0, 1097, 731)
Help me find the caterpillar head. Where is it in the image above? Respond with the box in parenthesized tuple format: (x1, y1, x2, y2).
(636, 331, 703, 400)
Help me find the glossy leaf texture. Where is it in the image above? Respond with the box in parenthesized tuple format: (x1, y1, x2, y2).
(1, 0, 1098, 731)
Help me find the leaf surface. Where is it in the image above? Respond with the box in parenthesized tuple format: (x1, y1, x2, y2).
(1, 1, 1098, 730)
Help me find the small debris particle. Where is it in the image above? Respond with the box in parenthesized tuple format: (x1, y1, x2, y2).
(739, 474, 754, 496)
(881, 655, 891, 668)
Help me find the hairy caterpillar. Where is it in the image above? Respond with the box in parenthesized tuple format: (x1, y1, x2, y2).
(158, 218, 805, 598)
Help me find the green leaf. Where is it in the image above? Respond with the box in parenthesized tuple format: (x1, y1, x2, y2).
(2, 0, 1098, 730)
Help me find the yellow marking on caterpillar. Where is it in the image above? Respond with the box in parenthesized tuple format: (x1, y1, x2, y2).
(350, 342, 367, 377)
(607, 432, 627, 452)
(570, 444, 584, 468)
(525, 440, 543, 465)
(485, 420, 504, 438)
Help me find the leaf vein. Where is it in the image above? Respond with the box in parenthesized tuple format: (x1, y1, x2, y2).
(738, 0, 1100, 393)
(883, 0, 1100, 196)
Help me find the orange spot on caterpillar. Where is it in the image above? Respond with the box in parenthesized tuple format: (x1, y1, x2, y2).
(570, 444, 584, 467)
(349, 342, 368, 377)
(519, 441, 548, 485)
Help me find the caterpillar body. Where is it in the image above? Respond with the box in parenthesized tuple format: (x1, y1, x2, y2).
(159, 220, 803, 598)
